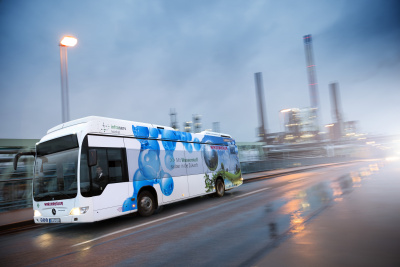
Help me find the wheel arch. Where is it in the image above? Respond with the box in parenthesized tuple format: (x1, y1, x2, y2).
(215, 176, 225, 197)
(215, 176, 225, 187)
(138, 186, 159, 209)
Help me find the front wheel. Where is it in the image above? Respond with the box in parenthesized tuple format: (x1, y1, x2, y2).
(138, 191, 155, 217)
(215, 178, 225, 197)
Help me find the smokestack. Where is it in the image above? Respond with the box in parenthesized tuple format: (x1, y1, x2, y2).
(303, 34, 321, 134)
(170, 108, 178, 130)
(329, 82, 343, 139)
(254, 72, 268, 143)
(212, 122, 220, 133)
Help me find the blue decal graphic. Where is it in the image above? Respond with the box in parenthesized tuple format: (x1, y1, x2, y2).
(161, 129, 178, 171)
(123, 126, 179, 211)
(159, 171, 174, 196)
(139, 146, 161, 179)
(203, 144, 218, 171)
(193, 138, 201, 151)
(123, 125, 239, 212)
(132, 125, 149, 138)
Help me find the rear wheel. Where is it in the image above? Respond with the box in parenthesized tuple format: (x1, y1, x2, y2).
(138, 191, 155, 217)
(215, 178, 225, 197)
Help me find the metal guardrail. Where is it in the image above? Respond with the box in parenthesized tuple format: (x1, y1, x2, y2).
(240, 156, 359, 174)
(0, 180, 33, 212)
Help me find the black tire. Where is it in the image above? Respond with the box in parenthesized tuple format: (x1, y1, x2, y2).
(137, 191, 155, 217)
(215, 178, 225, 197)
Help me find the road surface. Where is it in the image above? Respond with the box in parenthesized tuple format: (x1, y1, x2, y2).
(1, 160, 399, 266)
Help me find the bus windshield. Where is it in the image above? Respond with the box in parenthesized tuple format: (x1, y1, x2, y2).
(33, 135, 79, 201)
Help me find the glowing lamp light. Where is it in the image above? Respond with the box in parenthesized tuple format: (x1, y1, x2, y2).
(60, 36, 78, 47)
(69, 206, 89, 215)
(34, 210, 42, 217)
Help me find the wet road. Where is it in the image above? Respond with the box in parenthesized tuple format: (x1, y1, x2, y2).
(1, 160, 398, 266)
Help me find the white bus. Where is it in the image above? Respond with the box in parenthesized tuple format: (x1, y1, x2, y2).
(14, 116, 243, 223)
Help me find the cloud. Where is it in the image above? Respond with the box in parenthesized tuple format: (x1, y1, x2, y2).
(0, 0, 399, 140)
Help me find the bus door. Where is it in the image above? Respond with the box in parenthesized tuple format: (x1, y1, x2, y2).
(87, 135, 129, 220)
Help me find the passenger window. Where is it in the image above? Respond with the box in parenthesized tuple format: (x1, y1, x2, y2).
(90, 149, 108, 195)
(107, 148, 125, 183)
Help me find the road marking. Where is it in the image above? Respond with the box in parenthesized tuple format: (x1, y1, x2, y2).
(235, 187, 270, 198)
(72, 212, 187, 247)
(289, 178, 306, 183)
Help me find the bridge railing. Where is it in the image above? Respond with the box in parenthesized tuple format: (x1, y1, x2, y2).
(0, 163, 34, 212)
(240, 156, 357, 174)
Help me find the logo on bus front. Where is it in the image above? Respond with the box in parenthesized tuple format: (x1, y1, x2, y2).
(44, 201, 63, 206)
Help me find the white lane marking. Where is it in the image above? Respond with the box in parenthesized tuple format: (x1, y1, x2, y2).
(289, 178, 306, 183)
(235, 187, 270, 198)
(72, 212, 187, 247)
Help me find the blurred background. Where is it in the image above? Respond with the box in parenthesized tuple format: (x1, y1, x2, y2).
(0, 0, 399, 211)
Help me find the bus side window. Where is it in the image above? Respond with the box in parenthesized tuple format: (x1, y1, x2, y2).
(91, 148, 108, 195)
(107, 148, 127, 183)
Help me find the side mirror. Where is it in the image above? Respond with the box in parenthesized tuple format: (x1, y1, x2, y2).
(13, 151, 35, 170)
(88, 149, 97, 167)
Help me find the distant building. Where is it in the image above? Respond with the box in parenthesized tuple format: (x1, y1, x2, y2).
(183, 121, 192, 132)
(325, 121, 359, 141)
(280, 107, 319, 143)
(343, 121, 358, 138)
(192, 114, 202, 133)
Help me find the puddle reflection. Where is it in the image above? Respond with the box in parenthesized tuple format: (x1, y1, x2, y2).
(264, 164, 380, 242)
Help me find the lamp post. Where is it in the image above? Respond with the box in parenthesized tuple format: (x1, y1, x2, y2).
(59, 36, 77, 123)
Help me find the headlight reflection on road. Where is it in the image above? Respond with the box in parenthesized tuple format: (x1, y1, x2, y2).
(34, 233, 54, 249)
(290, 212, 305, 234)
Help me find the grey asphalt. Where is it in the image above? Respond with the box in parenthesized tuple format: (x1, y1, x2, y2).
(1, 160, 399, 266)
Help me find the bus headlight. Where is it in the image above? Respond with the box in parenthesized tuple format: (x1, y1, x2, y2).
(69, 206, 89, 215)
(34, 210, 42, 217)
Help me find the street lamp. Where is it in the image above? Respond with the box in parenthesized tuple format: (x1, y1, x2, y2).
(59, 36, 77, 123)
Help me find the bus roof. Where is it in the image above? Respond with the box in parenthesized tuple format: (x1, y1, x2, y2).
(47, 116, 174, 134)
(46, 116, 233, 144)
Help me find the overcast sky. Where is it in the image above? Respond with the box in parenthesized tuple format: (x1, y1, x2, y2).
(1, 0, 399, 142)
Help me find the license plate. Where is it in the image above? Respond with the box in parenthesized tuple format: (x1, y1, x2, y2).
(49, 218, 61, 223)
